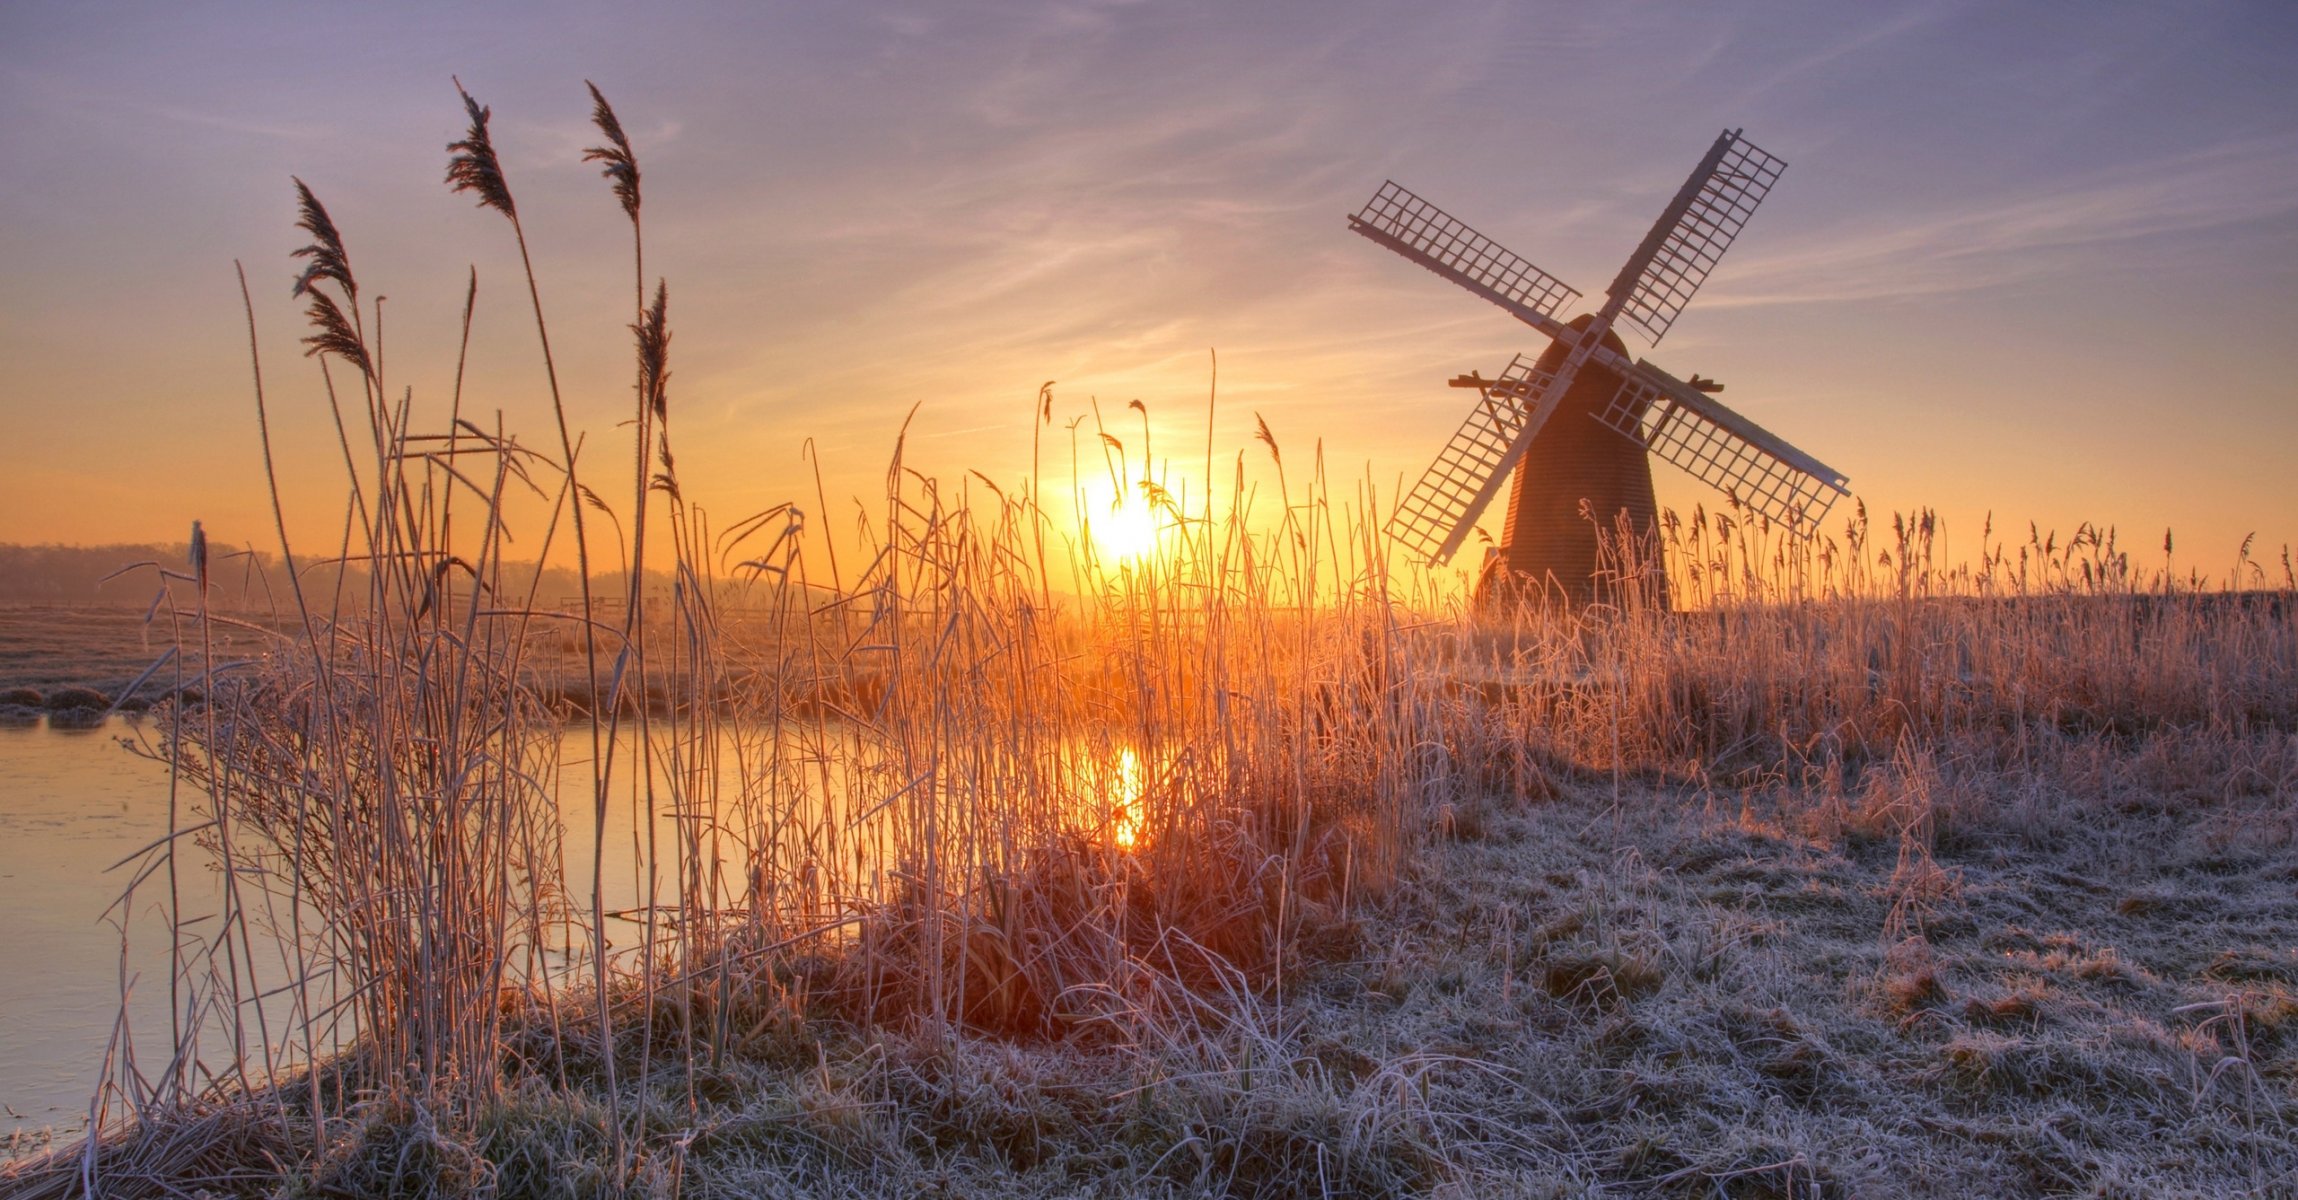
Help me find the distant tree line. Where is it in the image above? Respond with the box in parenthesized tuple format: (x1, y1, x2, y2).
(0, 542, 245, 608)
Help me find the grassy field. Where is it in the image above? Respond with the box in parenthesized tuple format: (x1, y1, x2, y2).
(0, 608, 279, 704)
(5, 82, 2293, 1198)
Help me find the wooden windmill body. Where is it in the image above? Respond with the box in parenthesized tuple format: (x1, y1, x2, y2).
(1349, 130, 1850, 608)
(1488, 314, 1656, 605)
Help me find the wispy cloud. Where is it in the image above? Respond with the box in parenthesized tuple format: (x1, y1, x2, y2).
(1714, 4, 1957, 114)
(147, 105, 334, 141)
(1708, 134, 2298, 307)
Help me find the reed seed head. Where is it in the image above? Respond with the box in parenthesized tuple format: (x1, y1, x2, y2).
(298, 286, 372, 377)
(446, 77, 517, 219)
(188, 519, 208, 596)
(288, 177, 355, 302)
(635, 279, 670, 419)
(582, 81, 640, 223)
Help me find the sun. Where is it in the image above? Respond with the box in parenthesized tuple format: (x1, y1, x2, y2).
(1087, 493, 1159, 567)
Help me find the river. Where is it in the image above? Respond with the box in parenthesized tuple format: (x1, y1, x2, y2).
(0, 711, 1146, 1158)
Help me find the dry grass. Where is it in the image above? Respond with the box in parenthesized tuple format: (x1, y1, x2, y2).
(5, 83, 2294, 1199)
(1344, 752, 2298, 1198)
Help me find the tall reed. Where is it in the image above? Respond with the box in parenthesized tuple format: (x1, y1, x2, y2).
(61, 82, 1446, 1193)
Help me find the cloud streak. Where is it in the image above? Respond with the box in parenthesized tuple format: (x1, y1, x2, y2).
(1709, 134, 2298, 307)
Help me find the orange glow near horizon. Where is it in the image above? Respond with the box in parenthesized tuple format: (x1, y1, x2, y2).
(0, 7, 2292, 581)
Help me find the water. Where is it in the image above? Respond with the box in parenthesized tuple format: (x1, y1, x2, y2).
(0, 717, 173, 1149)
(0, 713, 1148, 1156)
(0, 715, 807, 1151)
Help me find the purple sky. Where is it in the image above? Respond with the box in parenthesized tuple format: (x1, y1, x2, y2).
(3, 1, 2293, 582)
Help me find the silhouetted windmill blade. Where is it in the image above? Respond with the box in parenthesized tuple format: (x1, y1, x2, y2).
(1347, 182, 1581, 339)
(1596, 361, 1849, 532)
(1389, 352, 1569, 564)
(1606, 130, 1786, 347)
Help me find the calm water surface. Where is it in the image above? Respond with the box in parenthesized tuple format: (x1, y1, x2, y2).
(0, 717, 174, 1147)
(0, 715, 736, 1150)
(0, 715, 1142, 1154)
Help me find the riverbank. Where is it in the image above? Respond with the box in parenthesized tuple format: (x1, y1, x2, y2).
(11, 742, 2293, 1196)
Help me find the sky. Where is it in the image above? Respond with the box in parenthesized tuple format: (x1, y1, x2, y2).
(2, 0, 2294, 587)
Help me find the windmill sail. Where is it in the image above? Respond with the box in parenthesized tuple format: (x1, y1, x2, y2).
(1606, 130, 1786, 346)
(1354, 130, 1847, 587)
(1387, 352, 1569, 565)
(1595, 361, 1848, 532)
(1348, 182, 1580, 339)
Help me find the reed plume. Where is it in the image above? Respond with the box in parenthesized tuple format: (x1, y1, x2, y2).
(583, 80, 640, 223)
(287, 181, 370, 378)
(635, 280, 669, 419)
(445, 77, 515, 217)
(288, 177, 354, 302)
(295, 287, 370, 377)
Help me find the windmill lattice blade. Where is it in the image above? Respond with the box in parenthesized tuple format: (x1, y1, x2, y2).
(1349, 182, 1579, 336)
(1597, 361, 1848, 535)
(1608, 131, 1785, 346)
(1387, 353, 1567, 565)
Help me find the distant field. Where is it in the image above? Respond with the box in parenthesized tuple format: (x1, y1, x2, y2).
(0, 607, 281, 698)
(0, 603, 834, 714)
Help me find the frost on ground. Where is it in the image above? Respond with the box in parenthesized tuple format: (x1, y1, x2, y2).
(500, 740, 2298, 1198)
(1323, 741, 2297, 1198)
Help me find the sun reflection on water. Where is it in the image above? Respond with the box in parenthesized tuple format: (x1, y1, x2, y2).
(1110, 745, 1143, 849)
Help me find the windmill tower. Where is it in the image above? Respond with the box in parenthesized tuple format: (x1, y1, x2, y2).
(1350, 129, 1849, 606)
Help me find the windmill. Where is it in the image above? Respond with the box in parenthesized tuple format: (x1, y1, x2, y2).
(1350, 129, 1848, 606)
